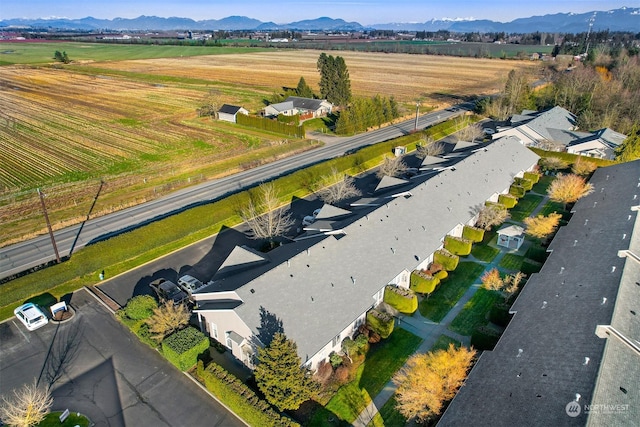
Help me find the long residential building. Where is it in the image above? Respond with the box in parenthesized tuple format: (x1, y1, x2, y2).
(192, 137, 540, 370)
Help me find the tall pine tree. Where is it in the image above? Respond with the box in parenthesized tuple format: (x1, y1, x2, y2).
(296, 76, 314, 98)
(254, 332, 317, 411)
(317, 53, 352, 106)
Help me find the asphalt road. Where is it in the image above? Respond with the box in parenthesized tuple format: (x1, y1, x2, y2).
(0, 288, 246, 427)
(0, 104, 471, 280)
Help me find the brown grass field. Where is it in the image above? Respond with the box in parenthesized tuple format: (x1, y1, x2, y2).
(0, 48, 538, 246)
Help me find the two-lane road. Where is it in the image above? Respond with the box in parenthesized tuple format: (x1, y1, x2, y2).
(0, 104, 471, 280)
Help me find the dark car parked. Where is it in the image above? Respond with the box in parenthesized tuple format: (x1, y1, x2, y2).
(149, 279, 189, 305)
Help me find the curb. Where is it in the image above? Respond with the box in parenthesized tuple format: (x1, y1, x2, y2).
(184, 371, 250, 427)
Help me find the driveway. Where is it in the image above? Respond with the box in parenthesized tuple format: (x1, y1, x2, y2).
(0, 288, 245, 427)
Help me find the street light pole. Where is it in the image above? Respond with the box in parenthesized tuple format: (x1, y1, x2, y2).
(37, 188, 61, 263)
(414, 102, 420, 131)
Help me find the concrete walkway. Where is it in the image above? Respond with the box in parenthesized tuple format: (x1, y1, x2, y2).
(353, 201, 548, 427)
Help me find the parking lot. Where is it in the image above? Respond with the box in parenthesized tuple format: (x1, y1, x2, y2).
(0, 289, 245, 427)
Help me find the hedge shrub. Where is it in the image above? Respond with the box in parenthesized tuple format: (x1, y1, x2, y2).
(410, 271, 439, 295)
(498, 194, 518, 209)
(444, 235, 472, 256)
(383, 285, 418, 314)
(514, 177, 534, 191)
(523, 171, 540, 184)
(366, 309, 394, 339)
(529, 148, 615, 168)
(434, 249, 460, 271)
(237, 114, 305, 138)
(489, 303, 511, 327)
(195, 361, 299, 427)
(509, 184, 526, 198)
(123, 295, 157, 320)
(434, 270, 449, 281)
(162, 326, 210, 371)
(471, 326, 501, 351)
(462, 225, 485, 243)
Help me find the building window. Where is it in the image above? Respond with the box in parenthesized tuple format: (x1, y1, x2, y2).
(332, 334, 340, 347)
(210, 322, 218, 339)
(226, 334, 233, 349)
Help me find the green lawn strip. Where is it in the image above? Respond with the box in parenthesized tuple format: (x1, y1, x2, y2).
(530, 175, 554, 194)
(39, 412, 90, 427)
(419, 262, 485, 322)
(449, 289, 502, 336)
(0, 42, 268, 65)
(509, 193, 544, 221)
(377, 396, 406, 427)
(498, 254, 525, 271)
(469, 244, 500, 263)
(538, 200, 565, 216)
(322, 329, 422, 424)
(524, 245, 548, 263)
(430, 334, 462, 352)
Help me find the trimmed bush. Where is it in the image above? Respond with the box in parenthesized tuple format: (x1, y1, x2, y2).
(383, 285, 418, 314)
(162, 326, 209, 371)
(434, 270, 449, 281)
(529, 148, 615, 168)
(434, 249, 460, 271)
(489, 302, 512, 327)
(523, 171, 540, 184)
(514, 177, 534, 191)
(366, 309, 394, 339)
(462, 225, 485, 243)
(444, 235, 472, 256)
(471, 326, 500, 351)
(196, 361, 300, 427)
(124, 295, 157, 320)
(509, 184, 526, 198)
(498, 194, 518, 209)
(410, 271, 439, 295)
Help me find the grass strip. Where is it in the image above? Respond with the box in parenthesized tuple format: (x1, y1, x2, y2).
(449, 289, 502, 336)
(419, 262, 485, 322)
(509, 193, 544, 221)
(470, 244, 500, 263)
(378, 396, 406, 427)
(498, 254, 526, 271)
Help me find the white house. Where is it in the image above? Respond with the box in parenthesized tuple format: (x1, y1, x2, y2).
(218, 104, 249, 123)
(495, 106, 626, 160)
(263, 96, 333, 120)
(497, 224, 525, 250)
(192, 136, 539, 371)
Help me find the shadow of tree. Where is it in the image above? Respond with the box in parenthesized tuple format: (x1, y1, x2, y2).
(256, 306, 284, 346)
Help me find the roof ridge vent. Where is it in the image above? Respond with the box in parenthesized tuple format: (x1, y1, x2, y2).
(584, 357, 590, 365)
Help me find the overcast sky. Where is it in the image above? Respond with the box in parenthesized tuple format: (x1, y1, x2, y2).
(2, 0, 636, 25)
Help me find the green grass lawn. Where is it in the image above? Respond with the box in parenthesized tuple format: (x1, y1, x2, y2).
(378, 395, 406, 427)
(0, 42, 267, 65)
(39, 412, 90, 427)
(449, 289, 502, 336)
(419, 262, 485, 322)
(537, 200, 565, 216)
(470, 244, 500, 263)
(524, 245, 548, 263)
(431, 334, 462, 351)
(315, 329, 422, 425)
(498, 253, 526, 271)
(509, 193, 544, 221)
(531, 175, 554, 194)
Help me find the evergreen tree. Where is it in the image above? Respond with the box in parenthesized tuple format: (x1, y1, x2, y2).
(254, 333, 317, 411)
(295, 76, 314, 98)
(317, 53, 352, 106)
(615, 125, 640, 162)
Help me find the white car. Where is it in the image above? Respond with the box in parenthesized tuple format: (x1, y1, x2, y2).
(177, 274, 206, 295)
(302, 215, 316, 226)
(483, 128, 496, 135)
(14, 303, 48, 331)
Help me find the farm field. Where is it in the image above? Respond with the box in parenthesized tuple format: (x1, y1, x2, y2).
(0, 43, 539, 247)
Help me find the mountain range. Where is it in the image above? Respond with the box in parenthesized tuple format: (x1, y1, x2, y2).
(1, 7, 638, 33)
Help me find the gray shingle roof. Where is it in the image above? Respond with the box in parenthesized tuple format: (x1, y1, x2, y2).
(231, 136, 539, 363)
(524, 106, 577, 141)
(374, 176, 411, 193)
(215, 245, 270, 278)
(497, 224, 524, 237)
(315, 204, 352, 220)
(439, 160, 640, 427)
(219, 104, 243, 115)
(268, 101, 294, 113)
(285, 96, 329, 111)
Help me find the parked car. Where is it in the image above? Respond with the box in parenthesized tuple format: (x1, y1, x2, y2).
(177, 274, 206, 296)
(14, 303, 48, 331)
(302, 215, 316, 226)
(483, 128, 496, 135)
(149, 279, 188, 305)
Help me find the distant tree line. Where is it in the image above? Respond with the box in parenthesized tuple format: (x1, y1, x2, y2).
(335, 95, 400, 135)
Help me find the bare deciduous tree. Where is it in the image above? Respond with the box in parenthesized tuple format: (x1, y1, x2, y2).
(0, 380, 53, 427)
(571, 158, 597, 176)
(376, 155, 408, 179)
(318, 167, 362, 204)
(146, 301, 190, 342)
(240, 182, 295, 242)
(481, 268, 504, 291)
(539, 157, 568, 173)
(476, 205, 510, 231)
(416, 139, 445, 159)
(458, 123, 484, 142)
(393, 344, 476, 423)
(503, 271, 525, 301)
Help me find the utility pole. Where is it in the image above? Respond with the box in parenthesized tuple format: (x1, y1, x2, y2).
(414, 102, 420, 131)
(37, 188, 61, 263)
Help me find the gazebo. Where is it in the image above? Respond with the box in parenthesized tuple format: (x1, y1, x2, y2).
(497, 224, 525, 250)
